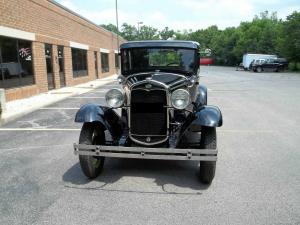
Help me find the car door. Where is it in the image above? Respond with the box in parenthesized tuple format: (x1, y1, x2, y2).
(268, 59, 278, 71)
(261, 59, 268, 71)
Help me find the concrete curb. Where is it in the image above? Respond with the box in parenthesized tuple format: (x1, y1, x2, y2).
(0, 75, 118, 126)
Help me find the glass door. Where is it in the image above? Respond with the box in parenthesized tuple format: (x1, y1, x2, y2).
(58, 46, 65, 87)
(45, 44, 54, 90)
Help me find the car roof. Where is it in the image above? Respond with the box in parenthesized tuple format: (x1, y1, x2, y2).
(120, 40, 200, 50)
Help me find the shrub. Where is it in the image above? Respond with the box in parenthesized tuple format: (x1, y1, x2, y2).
(288, 62, 300, 71)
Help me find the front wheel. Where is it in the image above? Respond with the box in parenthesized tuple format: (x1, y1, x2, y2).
(256, 66, 263, 73)
(199, 127, 217, 184)
(79, 122, 105, 178)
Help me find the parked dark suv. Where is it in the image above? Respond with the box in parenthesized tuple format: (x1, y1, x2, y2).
(252, 58, 288, 72)
(73, 41, 223, 184)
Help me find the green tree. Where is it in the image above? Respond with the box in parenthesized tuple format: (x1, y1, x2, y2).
(280, 11, 300, 69)
(211, 27, 238, 65)
(233, 11, 282, 64)
(100, 23, 121, 35)
(100, 10, 300, 69)
(121, 23, 138, 41)
(174, 30, 190, 40)
(159, 27, 175, 40)
(138, 25, 159, 40)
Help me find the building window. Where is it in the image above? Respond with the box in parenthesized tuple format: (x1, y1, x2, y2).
(0, 36, 34, 89)
(115, 53, 120, 68)
(101, 52, 109, 73)
(71, 48, 87, 77)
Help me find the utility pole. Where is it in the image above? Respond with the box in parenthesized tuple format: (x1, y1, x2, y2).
(115, 0, 120, 73)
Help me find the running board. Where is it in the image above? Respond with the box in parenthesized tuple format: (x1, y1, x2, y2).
(73, 144, 218, 161)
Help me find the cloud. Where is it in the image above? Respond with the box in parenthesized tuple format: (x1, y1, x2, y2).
(57, 0, 254, 30)
(58, 0, 170, 29)
(59, 0, 147, 27)
(57, 0, 300, 31)
(178, 0, 255, 29)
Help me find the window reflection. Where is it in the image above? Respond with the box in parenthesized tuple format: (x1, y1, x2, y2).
(121, 48, 196, 75)
(72, 48, 88, 77)
(115, 53, 120, 68)
(101, 52, 109, 73)
(0, 36, 34, 89)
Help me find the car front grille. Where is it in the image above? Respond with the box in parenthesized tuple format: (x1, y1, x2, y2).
(130, 88, 167, 144)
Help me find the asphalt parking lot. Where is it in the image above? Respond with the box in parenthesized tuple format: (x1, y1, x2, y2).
(0, 66, 299, 225)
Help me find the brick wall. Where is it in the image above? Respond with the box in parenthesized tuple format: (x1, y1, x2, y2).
(0, 0, 125, 101)
(32, 42, 48, 93)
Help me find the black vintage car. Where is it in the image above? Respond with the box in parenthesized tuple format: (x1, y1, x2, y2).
(74, 41, 223, 184)
(252, 58, 288, 72)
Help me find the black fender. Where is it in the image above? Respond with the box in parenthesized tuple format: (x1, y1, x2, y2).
(189, 105, 223, 130)
(75, 103, 108, 124)
(75, 103, 124, 139)
(195, 85, 207, 108)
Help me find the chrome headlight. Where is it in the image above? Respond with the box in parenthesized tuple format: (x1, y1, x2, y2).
(171, 89, 190, 110)
(105, 88, 124, 108)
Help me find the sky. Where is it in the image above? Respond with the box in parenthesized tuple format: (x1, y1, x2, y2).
(55, 0, 300, 31)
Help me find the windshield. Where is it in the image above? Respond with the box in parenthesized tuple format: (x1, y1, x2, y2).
(121, 48, 197, 75)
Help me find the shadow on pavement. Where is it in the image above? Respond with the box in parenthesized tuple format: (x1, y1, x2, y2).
(62, 158, 211, 193)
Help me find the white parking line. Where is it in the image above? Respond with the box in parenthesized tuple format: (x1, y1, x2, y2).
(40, 107, 80, 110)
(0, 128, 80, 131)
(68, 96, 105, 99)
(104, 84, 120, 87)
(219, 129, 276, 133)
(0, 144, 74, 154)
(93, 90, 109, 93)
(209, 96, 230, 98)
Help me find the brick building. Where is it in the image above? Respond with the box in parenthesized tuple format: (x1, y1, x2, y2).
(0, 0, 125, 101)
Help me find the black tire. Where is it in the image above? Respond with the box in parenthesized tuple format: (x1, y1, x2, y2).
(256, 66, 262, 73)
(199, 127, 217, 184)
(79, 122, 105, 178)
(276, 66, 283, 72)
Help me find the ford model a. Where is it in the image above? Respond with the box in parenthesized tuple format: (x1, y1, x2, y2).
(74, 41, 223, 184)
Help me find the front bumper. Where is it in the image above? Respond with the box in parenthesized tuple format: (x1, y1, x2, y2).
(73, 144, 218, 161)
